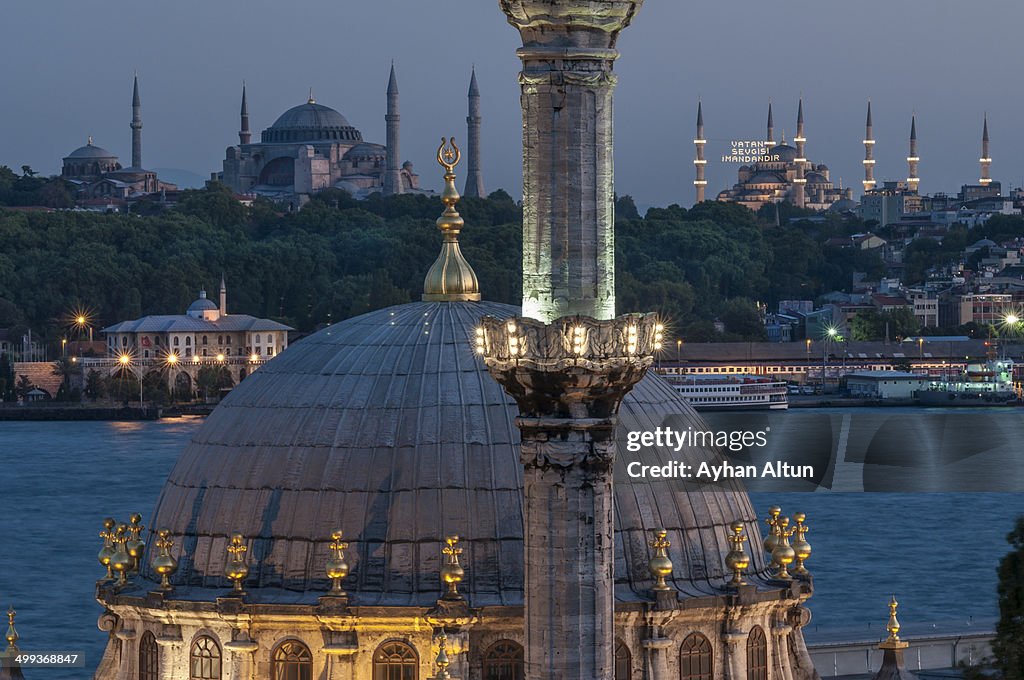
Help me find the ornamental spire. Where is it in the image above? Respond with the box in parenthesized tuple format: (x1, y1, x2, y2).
(422, 138, 480, 302)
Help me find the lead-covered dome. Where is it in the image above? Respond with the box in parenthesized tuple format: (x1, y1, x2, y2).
(261, 100, 363, 143)
(65, 141, 117, 160)
(146, 300, 765, 606)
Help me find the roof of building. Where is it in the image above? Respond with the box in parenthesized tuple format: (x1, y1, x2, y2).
(187, 291, 219, 313)
(102, 314, 291, 334)
(769, 143, 798, 162)
(343, 142, 386, 161)
(263, 100, 363, 143)
(847, 371, 924, 380)
(141, 300, 766, 606)
(749, 171, 786, 184)
(65, 141, 117, 160)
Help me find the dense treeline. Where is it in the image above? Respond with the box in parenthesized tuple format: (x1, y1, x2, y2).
(5, 181, 1022, 349)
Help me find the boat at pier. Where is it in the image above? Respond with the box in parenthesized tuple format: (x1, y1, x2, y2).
(916, 357, 1018, 406)
(660, 373, 789, 410)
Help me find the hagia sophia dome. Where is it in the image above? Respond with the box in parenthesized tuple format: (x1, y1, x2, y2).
(261, 99, 364, 144)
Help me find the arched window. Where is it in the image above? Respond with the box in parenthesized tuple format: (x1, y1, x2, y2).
(185, 336, 192, 346)
(614, 639, 632, 680)
(139, 631, 159, 680)
(190, 636, 221, 680)
(483, 640, 523, 680)
(373, 640, 418, 680)
(272, 640, 312, 680)
(680, 633, 713, 680)
(202, 336, 208, 345)
(746, 627, 768, 680)
(255, 334, 261, 344)
(173, 337, 179, 346)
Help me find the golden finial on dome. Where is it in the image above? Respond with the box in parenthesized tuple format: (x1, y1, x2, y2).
(151, 528, 178, 591)
(648, 528, 674, 592)
(126, 513, 146, 574)
(422, 137, 481, 302)
(434, 634, 452, 679)
(98, 517, 117, 581)
(770, 516, 796, 580)
(326, 530, 350, 596)
(109, 523, 133, 586)
(791, 512, 812, 577)
(440, 535, 465, 600)
(724, 521, 750, 587)
(308, 87, 316, 105)
(763, 506, 782, 558)
(224, 533, 249, 594)
(5, 607, 18, 651)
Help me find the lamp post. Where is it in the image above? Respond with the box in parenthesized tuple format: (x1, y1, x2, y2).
(118, 354, 143, 409)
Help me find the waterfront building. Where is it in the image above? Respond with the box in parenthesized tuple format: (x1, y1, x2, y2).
(846, 371, 927, 399)
(60, 76, 177, 206)
(90, 4, 819, 680)
(716, 100, 853, 211)
(97, 278, 291, 387)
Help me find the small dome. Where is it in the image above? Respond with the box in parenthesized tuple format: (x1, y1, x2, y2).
(343, 142, 386, 161)
(749, 171, 785, 185)
(66, 141, 117, 160)
(187, 290, 218, 313)
(805, 172, 828, 184)
(768, 144, 798, 163)
(263, 101, 363, 143)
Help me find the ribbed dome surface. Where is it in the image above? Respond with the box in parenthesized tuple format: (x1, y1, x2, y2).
(66, 143, 117, 159)
(262, 102, 363, 143)
(147, 301, 765, 605)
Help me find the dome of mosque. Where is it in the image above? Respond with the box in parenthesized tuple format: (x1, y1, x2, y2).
(145, 300, 765, 605)
(186, 291, 218, 313)
(262, 99, 363, 143)
(65, 141, 117, 160)
(768, 144, 798, 163)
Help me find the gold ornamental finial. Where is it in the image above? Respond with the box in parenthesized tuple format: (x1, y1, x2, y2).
(87, 135, 94, 146)
(308, 87, 316, 105)
(151, 529, 179, 591)
(763, 506, 782, 560)
(98, 517, 117, 581)
(224, 533, 249, 594)
(440, 535, 465, 600)
(326, 530, 350, 595)
(434, 634, 451, 679)
(422, 137, 481, 302)
(791, 513, 812, 577)
(109, 523, 133, 585)
(770, 516, 796, 580)
(648, 528, 674, 592)
(887, 595, 901, 641)
(724, 521, 751, 587)
(5, 607, 18, 651)
(126, 513, 146, 574)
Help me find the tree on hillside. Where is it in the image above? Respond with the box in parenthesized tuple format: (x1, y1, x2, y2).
(0, 353, 15, 402)
(993, 516, 1024, 680)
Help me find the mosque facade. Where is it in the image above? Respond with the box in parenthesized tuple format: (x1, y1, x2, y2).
(714, 102, 854, 212)
(88, 3, 820, 680)
(60, 76, 177, 205)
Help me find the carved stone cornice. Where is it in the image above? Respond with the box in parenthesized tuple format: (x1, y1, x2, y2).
(500, 0, 644, 47)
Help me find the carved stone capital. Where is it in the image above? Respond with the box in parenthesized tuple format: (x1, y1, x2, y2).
(500, 0, 644, 48)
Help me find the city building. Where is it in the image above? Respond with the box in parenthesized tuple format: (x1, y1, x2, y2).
(91, 6, 818, 680)
(716, 100, 854, 211)
(98, 278, 291, 387)
(216, 67, 482, 205)
(846, 371, 927, 399)
(60, 76, 177, 206)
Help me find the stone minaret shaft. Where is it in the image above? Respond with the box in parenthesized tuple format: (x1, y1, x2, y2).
(464, 68, 486, 198)
(694, 101, 707, 203)
(793, 98, 807, 208)
(863, 101, 876, 193)
(497, 5, 646, 680)
(239, 84, 251, 145)
(384, 64, 403, 196)
(766, 101, 775, 145)
(504, 1, 641, 322)
(131, 74, 143, 169)
(980, 114, 992, 186)
(907, 115, 919, 192)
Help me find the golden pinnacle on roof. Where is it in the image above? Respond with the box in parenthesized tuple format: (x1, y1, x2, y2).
(109, 523, 133, 586)
(151, 528, 178, 591)
(791, 512, 812, 577)
(422, 137, 481, 302)
(648, 528, 674, 592)
(126, 513, 146, 574)
(98, 517, 117, 581)
(878, 595, 910, 649)
(724, 521, 750, 587)
(5, 607, 18, 651)
(440, 535, 465, 600)
(770, 516, 796, 580)
(434, 634, 451, 679)
(224, 533, 250, 594)
(326, 530, 350, 596)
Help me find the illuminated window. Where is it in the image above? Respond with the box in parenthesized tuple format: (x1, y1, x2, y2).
(272, 640, 312, 680)
(483, 640, 523, 680)
(614, 639, 632, 680)
(746, 627, 767, 680)
(680, 633, 713, 680)
(373, 641, 418, 680)
(139, 631, 159, 680)
(190, 636, 221, 680)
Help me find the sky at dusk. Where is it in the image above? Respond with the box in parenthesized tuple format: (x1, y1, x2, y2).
(1, 0, 1022, 209)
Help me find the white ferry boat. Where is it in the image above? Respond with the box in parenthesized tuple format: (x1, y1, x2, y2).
(661, 373, 789, 411)
(916, 357, 1018, 406)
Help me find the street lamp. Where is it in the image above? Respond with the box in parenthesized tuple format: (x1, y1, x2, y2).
(118, 353, 144, 408)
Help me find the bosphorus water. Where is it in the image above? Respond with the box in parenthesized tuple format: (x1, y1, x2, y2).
(0, 412, 1021, 679)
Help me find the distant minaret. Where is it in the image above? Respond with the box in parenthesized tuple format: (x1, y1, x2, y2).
(693, 100, 707, 203)
(239, 83, 251, 145)
(907, 114, 920, 193)
(979, 114, 992, 186)
(130, 73, 143, 169)
(766, 101, 775, 145)
(793, 97, 807, 208)
(383, 63, 403, 196)
(463, 68, 485, 198)
(862, 100, 876, 193)
(219, 274, 227, 316)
